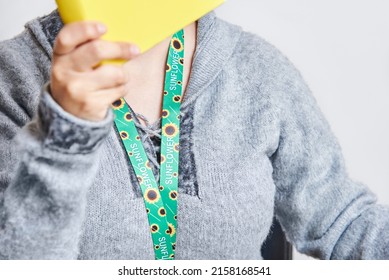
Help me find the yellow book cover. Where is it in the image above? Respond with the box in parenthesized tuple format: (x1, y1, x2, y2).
(55, 0, 225, 54)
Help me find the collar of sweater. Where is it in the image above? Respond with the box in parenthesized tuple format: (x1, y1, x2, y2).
(24, 9, 242, 110)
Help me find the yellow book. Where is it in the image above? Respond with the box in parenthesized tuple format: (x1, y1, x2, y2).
(55, 0, 225, 54)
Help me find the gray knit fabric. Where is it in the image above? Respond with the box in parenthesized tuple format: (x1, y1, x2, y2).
(0, 10, 388, 260)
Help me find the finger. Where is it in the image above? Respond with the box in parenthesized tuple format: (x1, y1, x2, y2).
(69, 40, 140, 71)
(95, 84, 128, 105)
(54, 21, 107, 56)
(77, 65, 129, 91)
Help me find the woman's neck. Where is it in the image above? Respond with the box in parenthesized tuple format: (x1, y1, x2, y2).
(122, 21, 197, 126)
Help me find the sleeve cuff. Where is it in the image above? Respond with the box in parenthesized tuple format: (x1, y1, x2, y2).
(37, 83, 114, 154)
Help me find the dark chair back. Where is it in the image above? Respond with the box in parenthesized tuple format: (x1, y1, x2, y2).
(261, 218, 293, 260)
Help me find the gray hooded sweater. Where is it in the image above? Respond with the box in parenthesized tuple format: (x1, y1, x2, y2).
(0, 10, 388, 260)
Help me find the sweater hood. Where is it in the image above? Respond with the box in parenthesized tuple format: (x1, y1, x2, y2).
(24, 9, 242, 110)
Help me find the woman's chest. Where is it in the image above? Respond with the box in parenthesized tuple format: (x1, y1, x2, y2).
(78, 95, 280, 259)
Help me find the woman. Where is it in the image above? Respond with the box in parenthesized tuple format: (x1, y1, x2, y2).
(0, 9, 388, 259)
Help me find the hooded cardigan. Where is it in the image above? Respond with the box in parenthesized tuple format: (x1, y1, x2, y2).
(0, 10, 388, 259)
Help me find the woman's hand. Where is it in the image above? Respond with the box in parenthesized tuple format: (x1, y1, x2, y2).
(50, 22, 140, 122)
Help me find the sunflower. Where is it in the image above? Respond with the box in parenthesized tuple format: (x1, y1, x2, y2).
(171, 38, 184, 52)
(124, 112, 133, 122)
(150, 224, 159, 234)
(162, 109, 170, 119)
(168, 223, 176, 237)
(169, 190, 178, 201)
(162, 123, 179, 138)
(120, 131, 129, 140)
(166, 64, 171, 72)
(173, 95, 182, 103)
(158, 207, 166, 217)
(144, 188, 160, 204)
(112, 98, 125, 110)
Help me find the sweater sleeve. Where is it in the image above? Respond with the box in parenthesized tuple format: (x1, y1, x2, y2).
(0, 35, 113, 259)
(270, 56, 389, 259)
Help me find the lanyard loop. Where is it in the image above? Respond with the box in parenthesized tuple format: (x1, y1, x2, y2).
(112, 30, 185, 260)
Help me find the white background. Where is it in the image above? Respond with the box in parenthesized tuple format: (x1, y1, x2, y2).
(0, 0, 388, 260)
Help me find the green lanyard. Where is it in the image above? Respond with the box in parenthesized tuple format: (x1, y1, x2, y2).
(112, 30, 184, 260)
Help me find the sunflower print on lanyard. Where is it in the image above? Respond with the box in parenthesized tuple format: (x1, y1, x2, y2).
(112, 29, 185, 260)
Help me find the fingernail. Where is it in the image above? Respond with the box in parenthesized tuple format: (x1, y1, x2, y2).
(97, 23, 107, 34)
(130, 45, 141, 55)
